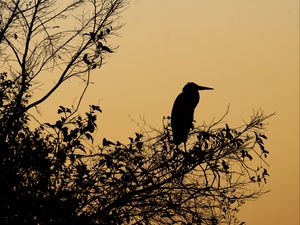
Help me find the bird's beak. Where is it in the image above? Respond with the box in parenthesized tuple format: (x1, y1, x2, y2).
(197, 85, 213, 90)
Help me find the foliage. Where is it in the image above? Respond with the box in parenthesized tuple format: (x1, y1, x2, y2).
(78, 111, 271, 225)
(0, 75, 272, 223)
(0, 0, 126, 111)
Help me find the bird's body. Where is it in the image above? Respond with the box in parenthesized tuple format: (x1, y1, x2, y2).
(171, 82, 213, 145)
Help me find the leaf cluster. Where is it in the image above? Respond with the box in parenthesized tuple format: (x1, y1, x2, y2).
(1, 72, 273, 224)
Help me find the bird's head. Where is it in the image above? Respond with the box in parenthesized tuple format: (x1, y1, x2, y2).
(183, 82, 213, 92)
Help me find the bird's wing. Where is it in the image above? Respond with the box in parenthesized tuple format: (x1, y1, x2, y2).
(171, 93, 195, 144)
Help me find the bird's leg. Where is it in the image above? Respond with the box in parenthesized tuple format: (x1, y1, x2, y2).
(184, 141, 187, 152)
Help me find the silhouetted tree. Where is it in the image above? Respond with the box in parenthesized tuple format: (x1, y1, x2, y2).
(0, 0, 124, 112)
(0, 1, 272, 224)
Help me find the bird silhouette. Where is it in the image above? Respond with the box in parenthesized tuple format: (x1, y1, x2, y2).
(171, 82, 213, 146)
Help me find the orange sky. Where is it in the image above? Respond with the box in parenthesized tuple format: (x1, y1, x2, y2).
(36, 0, 299, 224)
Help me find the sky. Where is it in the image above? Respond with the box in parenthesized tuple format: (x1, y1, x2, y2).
(38, 0, 299, 224)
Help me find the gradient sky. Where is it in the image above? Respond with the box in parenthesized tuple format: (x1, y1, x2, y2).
(38, 0, 299, 224)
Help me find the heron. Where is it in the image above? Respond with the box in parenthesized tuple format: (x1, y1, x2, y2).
(171, 82, 213, 146)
